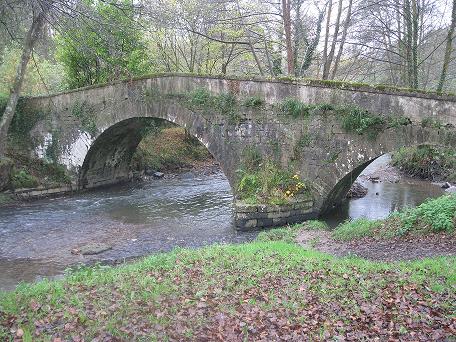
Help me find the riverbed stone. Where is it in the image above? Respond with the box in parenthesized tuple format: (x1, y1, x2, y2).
(77, 243, 112, 255)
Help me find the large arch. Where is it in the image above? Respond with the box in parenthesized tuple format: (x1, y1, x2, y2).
(78, 115, 233, 190)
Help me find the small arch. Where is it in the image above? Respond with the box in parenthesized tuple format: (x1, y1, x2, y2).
(320, 142, 453, 215)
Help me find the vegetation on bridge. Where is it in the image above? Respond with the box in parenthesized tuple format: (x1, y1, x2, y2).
(236, 147, 310, 205)
(1, 195, 454, 340)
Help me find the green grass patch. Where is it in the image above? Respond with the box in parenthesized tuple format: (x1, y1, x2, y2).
(332, 218, 382, 241)
(0, 241, 454, 340)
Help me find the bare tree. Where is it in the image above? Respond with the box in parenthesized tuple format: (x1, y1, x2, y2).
(437, 0, 456, 92)
(0, 2, 50, 157)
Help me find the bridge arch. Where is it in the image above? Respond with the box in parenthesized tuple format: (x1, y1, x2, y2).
(78, 113, 233, 190)
(318, 125, 455, 214)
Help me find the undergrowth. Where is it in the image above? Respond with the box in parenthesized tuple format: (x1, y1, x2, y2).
(392, 145, 456, 182)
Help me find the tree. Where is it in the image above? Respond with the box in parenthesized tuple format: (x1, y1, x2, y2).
(0, 2, 49, 157)
(56, 0, 150, 88)
(437, 0, 456, 92)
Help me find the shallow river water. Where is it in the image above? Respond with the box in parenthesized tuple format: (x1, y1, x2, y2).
(0, 156, 446, 291)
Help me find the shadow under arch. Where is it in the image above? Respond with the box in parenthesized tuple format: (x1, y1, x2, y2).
(78, 117, 225, 190)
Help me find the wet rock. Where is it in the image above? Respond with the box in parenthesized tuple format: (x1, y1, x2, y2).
(346, 182, 368, 199)
(153, 172, 165, 178)
(144, 166, 155, 176)
(446, 186, 456, 193)
(73, 243, 112, 255)
(441, 182, 451, 189)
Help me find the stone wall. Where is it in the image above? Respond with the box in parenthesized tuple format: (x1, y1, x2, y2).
(235, 197, 315, 231)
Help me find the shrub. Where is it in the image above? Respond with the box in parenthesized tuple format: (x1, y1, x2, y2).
(10, 169, 39, 189)
(280, 98, 314, 118)
(237, 160, 308, 205)
(187, 88, 212, 106)
(391, 145, 456, 181)
(243, 96, 265, 108)
(396, 194, 456, 234)
(421, 117, 443, 129)
(338, 106, 385, 136)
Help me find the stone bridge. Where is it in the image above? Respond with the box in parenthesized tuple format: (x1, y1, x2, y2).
(20, 74, 456, 229)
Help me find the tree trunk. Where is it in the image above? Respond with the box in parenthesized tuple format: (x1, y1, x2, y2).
(331, 0, 353, 79)
(282, 0, 294, 75)
(0, 10, 46, 157)
(437, 0, 456, 92)
(323, 0, 343, 79)
(322, 0, 333, 78)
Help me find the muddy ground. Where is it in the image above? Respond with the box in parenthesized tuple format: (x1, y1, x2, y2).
(297, 230, 456, 261)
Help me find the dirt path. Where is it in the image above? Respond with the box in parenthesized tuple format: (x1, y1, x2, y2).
(297, 230, 456, 261)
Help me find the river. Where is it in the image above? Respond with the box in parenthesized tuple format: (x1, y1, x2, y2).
(0, 155, 445, 291)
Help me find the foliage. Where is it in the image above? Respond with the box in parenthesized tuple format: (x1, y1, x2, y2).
(237, 159, 308, 205)
(0, 97, 48, 148)
(392, 145, 456, 182)
(0, 242, 454, 340)
(56, 0, 151, 88)
(280, 98, 315, 118)
(10, 169, 39, 189)
(242, 96, 265, 108)
(131, 126, 212, 172)
(332, 194, 456, 240)
(337, 105, 385, 136)
(421, 117, 444, 129)
(71, 101, 97, 136)
(6, 151, 71, 189)
(0, 46, 65, 95)
(395, 194, 456, 235)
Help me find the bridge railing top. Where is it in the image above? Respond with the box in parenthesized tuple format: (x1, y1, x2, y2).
(24, 72, 456, 102)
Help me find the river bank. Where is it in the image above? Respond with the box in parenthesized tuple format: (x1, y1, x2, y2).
(1, 195, 454, 340)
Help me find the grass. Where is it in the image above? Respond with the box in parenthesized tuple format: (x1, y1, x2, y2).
(1, 195, 455, 339)
(332, 194, 456, 241)
(392, 145, 456, 182)
(256, 221, 328, 243)
(1, 240, 454, 340)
